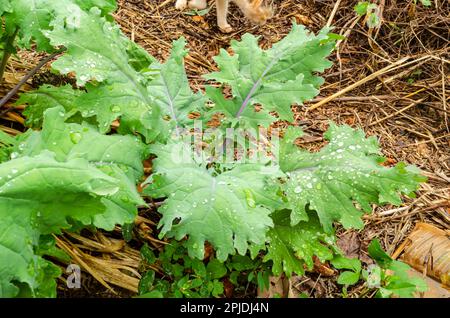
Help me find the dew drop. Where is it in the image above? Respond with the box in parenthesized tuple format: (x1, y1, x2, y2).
(70, 132, 82, 144)
(111, 105, 121, 113)
(244, 189, 256, 208)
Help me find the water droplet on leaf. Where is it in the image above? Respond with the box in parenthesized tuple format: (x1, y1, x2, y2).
(70, 132, 82, 144)
(111, 105, 121, 113)
(244, 189, 256, 208)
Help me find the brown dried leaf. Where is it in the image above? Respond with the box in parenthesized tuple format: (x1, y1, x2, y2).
(337, 231, 361, 259)
(203, 242, 214, 260)
(381, 157, 397, 166)
(408, 268, 450, 298)
(192, 15, 204, 23)
(401, 223, 450, 286)
(294, 14, 313, 25)
(222, 278, 234, 298)
(312, 256, 336, 277)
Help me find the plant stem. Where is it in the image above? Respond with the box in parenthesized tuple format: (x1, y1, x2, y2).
(0, 27, 19, 83)
(0, 49, 65, 116)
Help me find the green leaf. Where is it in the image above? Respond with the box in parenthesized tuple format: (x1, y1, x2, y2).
(418, 0, 431, 6)
(0, 1, 12, 16)
(94, 166, 145, 230)
(136, 290, 164, 298)
(0, 214, 60, 297)
(354, 2, 369, 15)
(203, 24, 334, 128)
(332, 256, 362, 286)
(46, 8, 140, 86)
(3, 0, 69, 51)
(43, 7, 161, 142)
(326, 33, 346, 41)
(172, 264, 185, 279)
(211, 280, 224, 297)
(141, 244, 157, 264)
(20, 107, 145, 181)
(377, 279, 420, 298)
(0, 149, 136, 297)
(191, 259, 207, 277)
(0, 129, 16, 147)
(18, 84, 82, 128)
(256, 271, 271, 292)
(0, 129, 17, 163)
(206, 259, 227, 279)
(177, 275, 189, 289)
(367, 239, 428, 298)
(204, 86, 274, 129)
(36, 235, 71, 263)
(366, 5, 381, 28)
(190, 278, 204, 289)
(76, 82, 155, 138)
(38, 19, 195, 143)
(229, 271, 239, 285)
(0, 152, 125, 232)
(73, 0, 117, 17)
(147, 38, 205, 138)
(229, 255, 256, 271)
(281, 124, 426, 232)
(14, 107, 146, 231)
(138, 270, 155, 294)
(143, 140, 281, 261)
(126, 40, 157, 73)
(331, 256, 362, 272)
(337, 271, 360, 286)
(367, 239, 392, 267)
(248, 271, 255, 282)
(262, 210, 336, 277)
(3, 0, 116, 52)
(122, 222, 134, 242)
(183, 7, 211, 16)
